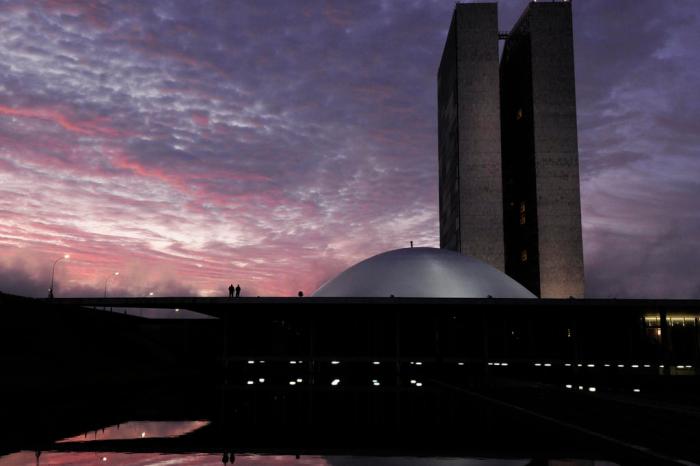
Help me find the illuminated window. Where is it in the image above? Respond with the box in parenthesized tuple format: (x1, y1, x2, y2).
(520, 249, 528, 262)
(516, 108, 523, 120)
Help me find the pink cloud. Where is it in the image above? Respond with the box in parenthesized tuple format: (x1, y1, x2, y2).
(191, 111, 210, 127)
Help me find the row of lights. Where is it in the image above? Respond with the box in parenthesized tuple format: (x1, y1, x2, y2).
(243, 360, 419, 366)
(565, 384, 641, 394)
(240, 360, 693, 370)
(535, 362, 693, 369)
(240, 378, 427, 388)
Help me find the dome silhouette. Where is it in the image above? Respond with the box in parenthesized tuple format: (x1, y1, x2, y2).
(313, 247, 536, 299)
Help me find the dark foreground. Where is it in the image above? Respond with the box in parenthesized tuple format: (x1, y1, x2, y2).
(2, 292, 700, 465)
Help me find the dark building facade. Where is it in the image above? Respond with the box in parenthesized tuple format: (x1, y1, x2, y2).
(438, 1, 584, 298)
(500, 2, 584, 298)
(437, 3, 505, 272)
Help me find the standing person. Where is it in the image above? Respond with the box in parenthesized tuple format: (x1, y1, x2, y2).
(235, 284, 241, 297)
(228, 283, 234, 298)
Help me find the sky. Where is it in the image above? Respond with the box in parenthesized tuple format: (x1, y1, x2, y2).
(0, 0, 698, 299)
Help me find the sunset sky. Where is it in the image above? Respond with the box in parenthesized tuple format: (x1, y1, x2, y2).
(0, 0, 699, 299)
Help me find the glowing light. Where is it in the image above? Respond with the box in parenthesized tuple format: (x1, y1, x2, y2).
(588, 387, 596, 392)
(633, 388, 641, 393)
(289, 381, 296, 386)
(544, 363, 551, 367)
(587, 364, 595, 368)
(296, 378, 302, 383)
(102, 457, 107, 462)
(410, 379, 416, 384)
(534, 363, 541, 367)
(617, 364, 625, 368)
(501, 362, 508, 367)
(565, 363, 572, 367)
(457, 362, 464, 366)
(416, 382, 423, 387)
(331, 379, 340, 386)
(565, 384, 572, 389)
(247, 360, 255, 364)
(415, 361, 422, 366)
(372, 361, 380, 365)
(247, 380, 254, 385)
(331, 360, 340, 365)
(631, 364, 639, 368)
(141, 432, 146, 438)
(258, 378, 265, 383)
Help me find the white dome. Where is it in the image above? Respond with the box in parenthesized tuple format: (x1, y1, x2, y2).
(313, 247, 536, 298)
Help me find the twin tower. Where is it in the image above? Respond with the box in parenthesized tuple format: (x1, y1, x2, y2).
(437, 1, 584, 298)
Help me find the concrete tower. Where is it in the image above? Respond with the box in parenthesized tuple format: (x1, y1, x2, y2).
(500, 1, 584, 298)
(437, 1, 584, 298)
(437, 3, 504, 272)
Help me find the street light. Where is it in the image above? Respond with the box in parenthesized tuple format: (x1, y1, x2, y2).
(104, 271, 119, 312)
(48, 254, 70, 298)
(104, 272, 120, 298)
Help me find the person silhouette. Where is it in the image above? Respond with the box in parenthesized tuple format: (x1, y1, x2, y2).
(228, 284, 234, 298)
(235, 284, 241, 297)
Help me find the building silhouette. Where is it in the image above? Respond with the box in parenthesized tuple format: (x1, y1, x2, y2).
(438, 3, 504, 272)
(438, 1, 584, 298)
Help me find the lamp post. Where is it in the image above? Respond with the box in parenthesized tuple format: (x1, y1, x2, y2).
(104, 272, 119, 298)
(104, 272, 119, 311)
(48, 254, 70, 298)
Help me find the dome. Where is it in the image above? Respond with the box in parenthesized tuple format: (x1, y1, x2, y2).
(312, 247, 536, 298)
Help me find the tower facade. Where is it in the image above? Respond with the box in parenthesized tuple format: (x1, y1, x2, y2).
(438, 1, 584, 298)
(437, 3, 505, 272)
(500, 2, 584, 298)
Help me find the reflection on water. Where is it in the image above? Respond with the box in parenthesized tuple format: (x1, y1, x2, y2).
(0, 452, 616, 466)
(57, 420, 210, 443)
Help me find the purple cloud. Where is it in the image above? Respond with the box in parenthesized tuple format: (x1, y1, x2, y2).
(0, 0, 698, 299)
